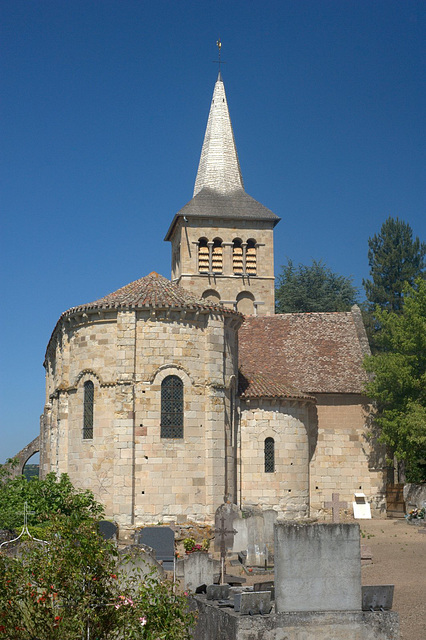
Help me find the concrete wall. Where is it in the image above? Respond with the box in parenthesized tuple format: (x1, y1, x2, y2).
(275, 522, 361, 613)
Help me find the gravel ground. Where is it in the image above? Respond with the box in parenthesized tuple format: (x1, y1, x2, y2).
(360, 518, 426, 640)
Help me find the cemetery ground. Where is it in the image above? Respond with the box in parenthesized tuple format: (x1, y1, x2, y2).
(358, 518, 426, 640)
(232, 517, 425, 640)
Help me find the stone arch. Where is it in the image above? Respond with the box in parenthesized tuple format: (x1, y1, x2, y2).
(9, 436, 40, 478)
(202, 289, 221, 303)
(73, 368, 104, 388)
(236, 291, 255, 315)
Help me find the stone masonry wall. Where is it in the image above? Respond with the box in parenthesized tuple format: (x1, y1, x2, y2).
(310, 394, 386, 516)
(239, 401, 310, 517)
(42, 308, 240, 527)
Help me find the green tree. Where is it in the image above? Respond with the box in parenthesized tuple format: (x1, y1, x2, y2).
(275, 259, 358, 313)
(364, 279, 426, 482)
(363, 217, 425, 314)
(0, 469, 104, 531)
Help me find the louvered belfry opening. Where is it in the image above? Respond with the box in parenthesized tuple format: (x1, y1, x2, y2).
(246, 239, 257, 275)
(198, 238, 209, 273)
(264, 437, 275, 473)
(83, 380, 94, 439)
(212, 238, 223, 273)
(161, 375, 184, 438)
(233, 238, 243, 274)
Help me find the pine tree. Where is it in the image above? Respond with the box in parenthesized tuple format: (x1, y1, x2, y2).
(363, 217, 425, 314)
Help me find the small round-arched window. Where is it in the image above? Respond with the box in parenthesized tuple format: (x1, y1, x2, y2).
(264, 437, 275, 473)
(83, 381, 94, 440)
(161, 375, 184, 439)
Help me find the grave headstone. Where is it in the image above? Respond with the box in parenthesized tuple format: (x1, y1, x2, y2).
(233, 591, 271, 615)
(206, 584, 229, 600)
(324, 493, 348, 523)
(362, 585, 394, 611)
(214, 504, 237, 583)
(253, 581, 275, 600)
(183, 552, 215, 592)
(117, 545, 164, 580)
(136, 526, 175, 571)
(353, 493, 372, 519)
(275, 522, 362, 613)
(246, 543, 268, 567)
(98, 520, 118, 541)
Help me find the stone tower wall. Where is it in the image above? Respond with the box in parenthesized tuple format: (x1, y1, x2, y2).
(170, 218, 275, 315)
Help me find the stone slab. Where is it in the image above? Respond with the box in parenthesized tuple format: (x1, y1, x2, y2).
(362, 585, 394, 611)
(275, 522, 361, 613)
(233, 591, 271, 615)
(206, 584, 230, 601)
(190, 597, 400, 640)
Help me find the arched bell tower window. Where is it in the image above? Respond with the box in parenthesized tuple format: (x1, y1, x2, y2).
(198, 238, 209, 273)
(246, 239, 257, 275)
(161, 375, 184, 439)
(212, 238, 223, 273)
(264, 437, 275, 473)
(83, 381, 94, 440)
(232, 239, 243, 274)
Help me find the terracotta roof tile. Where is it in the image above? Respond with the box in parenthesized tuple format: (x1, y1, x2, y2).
(238, 369, 314, 401)
(65, 272, 239, 315)
(238, 309, 370, 395)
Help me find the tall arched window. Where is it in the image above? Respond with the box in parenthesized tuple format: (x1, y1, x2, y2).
(83, 381, 94, 440)
(264, 437, 275, 473)
(198, 238, 209, 273)
(246, 239, 257, 275)
(233, 239, 243, 274)
(212, 238, 223, 273)
(161, 375, 184, 439)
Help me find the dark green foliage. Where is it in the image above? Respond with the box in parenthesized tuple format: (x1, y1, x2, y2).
(0, 468, 104, 531)
(363, 217, 425, 314)
(22, 464, 39, 481)
(364, 279, 426, 482)
(275, 259, 358, 313)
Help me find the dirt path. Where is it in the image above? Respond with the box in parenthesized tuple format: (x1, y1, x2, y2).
(360, 518, 426, 640)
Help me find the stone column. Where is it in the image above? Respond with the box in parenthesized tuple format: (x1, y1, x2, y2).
(113, 311, 136, 527)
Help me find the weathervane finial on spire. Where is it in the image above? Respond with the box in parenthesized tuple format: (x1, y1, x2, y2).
(213, 38, 225, 74)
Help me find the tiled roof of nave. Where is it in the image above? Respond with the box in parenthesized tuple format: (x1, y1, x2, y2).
(238, 310, 370, 395)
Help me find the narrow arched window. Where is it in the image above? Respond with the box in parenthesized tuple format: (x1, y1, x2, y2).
(233, 239, 243, 274)
(198, 238, 209, 273)
(161, 375, 184, 438)
(83, 381, 94, 439)
(264, 437, 275, 473)
(246, 239, 257, 275)
(212, 238, 223, 273)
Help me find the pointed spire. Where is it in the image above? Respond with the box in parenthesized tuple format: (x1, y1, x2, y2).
(193, 74, 244, 197)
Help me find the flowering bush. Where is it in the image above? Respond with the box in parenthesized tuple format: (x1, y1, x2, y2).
(182, 537, 210, 553)
(0, 516, 195, 640)
(406, 507, 425, 521)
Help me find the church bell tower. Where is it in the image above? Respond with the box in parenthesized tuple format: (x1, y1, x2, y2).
(165, 71, 280, 316)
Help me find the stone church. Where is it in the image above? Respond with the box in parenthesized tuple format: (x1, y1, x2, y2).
(40, 72, 386, 529)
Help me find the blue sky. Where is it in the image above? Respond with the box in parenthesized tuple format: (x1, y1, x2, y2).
(1, 1, 425, 463)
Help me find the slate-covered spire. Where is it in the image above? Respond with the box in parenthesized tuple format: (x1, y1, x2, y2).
(193, 72, 244, 196)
